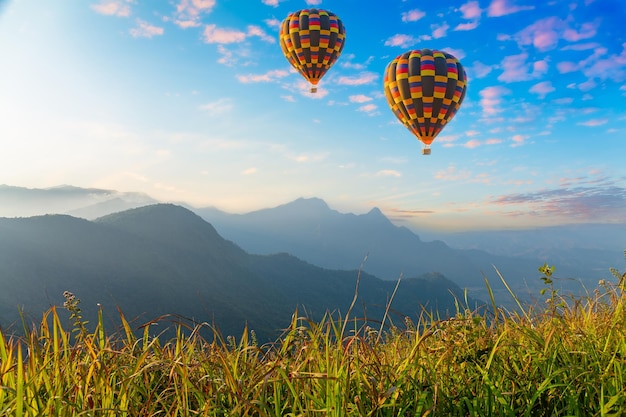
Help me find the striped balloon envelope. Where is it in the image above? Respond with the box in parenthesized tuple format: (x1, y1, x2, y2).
(383, 49, 467, 154)
(279, 9, 346, 93)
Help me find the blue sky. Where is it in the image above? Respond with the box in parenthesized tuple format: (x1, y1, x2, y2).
(0, 0, 625, 231)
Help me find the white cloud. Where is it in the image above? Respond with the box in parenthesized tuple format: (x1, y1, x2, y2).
(349, 95, 373, 103)
(479, 86, 511, 116)
(376, 170, 402, 177)
(336, 72, 378, 86)
(173, 0, 216, 28)
(247, 25, 275, 43)
(129, 20, 164, 38)
(384, 34, 430, 48)
(498, 53, 548, 82)
(459, 1, 482, 19)
(199, 98, 233, 116)
(358, 104, 378, 114)
(236, 69, 290, 83)
(203, 24, 246, 44)
(91, 1, 131, 17)
(241, 167, 257, 175)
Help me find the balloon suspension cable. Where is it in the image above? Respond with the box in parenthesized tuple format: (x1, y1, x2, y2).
(310, 86, 317, 93)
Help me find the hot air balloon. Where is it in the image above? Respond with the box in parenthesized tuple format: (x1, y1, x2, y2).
(279, 9, 346, 93)
(383, 49, 467, 155)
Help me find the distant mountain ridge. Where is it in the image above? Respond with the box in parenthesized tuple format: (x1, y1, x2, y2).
(0, 204, 472, 341)
(0, 184, 157, 218)
(3, 185, 624, 302)
(195, 198, 625, 301)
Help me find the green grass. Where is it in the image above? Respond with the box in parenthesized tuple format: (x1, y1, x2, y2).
(1, 260, 625, 416)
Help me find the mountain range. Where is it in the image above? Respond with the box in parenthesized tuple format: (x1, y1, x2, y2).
(0, 204, 472, 341)
(2, 184, 624, 308)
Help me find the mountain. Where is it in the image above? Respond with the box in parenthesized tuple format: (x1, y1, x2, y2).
(195, 198, 625, 301)
(0, 184, 156, 219)
(0, 204, 472, 341)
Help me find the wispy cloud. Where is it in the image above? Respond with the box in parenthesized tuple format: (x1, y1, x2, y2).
(199, 98, 234, 116)
(454, 1, 481, 31)
(349, 95, 373, 103)
(129, 20, 164, 38)
(358, 104, 378, 115)
(529, 81, 555, 98)
(241, 167, 257, 175)
(203, 24, 246, 43)
(489, 180, 626, 222)
(376, 170, 402, 177)
(236, 69, 290, 83)
(479, 86, 511, 116)
(336, 72, 378, 86)
(203, 24, 275, 44)
(91, 0, 132, 17)
(514, 17, 598, 52)
(261, 0, 281, 7)
(498, 53, 548, 82)
(401, 9, 426, 22)
(246, 25, 275, 43)
(305, 0, 322, 5)
(432, 23, 449, 39)
(487, 0, 534, 17)
(577, 118, 608, 127)
(468, 61, 496, 78)
(173, 0, 216, 28)
(384, 34, 430, 48)
(511, 134, 529, 147)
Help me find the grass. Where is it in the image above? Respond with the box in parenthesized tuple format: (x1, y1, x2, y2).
(1, 258, 625, 416)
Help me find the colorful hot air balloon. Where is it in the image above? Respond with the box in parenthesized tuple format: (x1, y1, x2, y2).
(279, 9, 346, 93)
(383, 49, 467, 154)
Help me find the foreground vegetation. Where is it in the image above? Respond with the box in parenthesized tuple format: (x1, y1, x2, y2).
(1, 259, 625, 416)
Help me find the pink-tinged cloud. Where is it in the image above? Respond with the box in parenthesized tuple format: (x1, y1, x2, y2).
(376, 170, 402, 177)
(384, 34, 422, 48)
(459, 1, 482, 19)
(469, 61, 495, 78)
(479, 85, 511, 116)
(582, 43, 626, 82)
(563, 21, 598, 42)
(557, 61, 578, 73)
(261, 0, 280, 7)
(174, 0, 216, 28)
(402, 9, 426, 22)
(358, 104, 378, 113)
(305, 0, 322, 5)
(434, 165, 471, 181)
(489, 182, 626, 222)
(203, 24, 246, 44)
(337, 72, 378, 86)
(455, 21, 479, 31)
(442, 47, 466, 60)
(529, 81, 555, 98)
(349, 94, 373, 103)
(487, 0, 534, 17)
(236, 69, 290, 83)
(432, 23, 449, 39)
(498, 53, 548, 82)
(464, 139, 482, 148)
(511, 134, 528, 147)
(577, 118, 608, 127)
(247, 25, 275, 43)
(515, 17, 599, 52)
(264, 18, 281, 29)
(485, 138, 502, 145)
(129, 20, 164, 38)
(561, 42, 601, 51)
(91, 1, 131, 17)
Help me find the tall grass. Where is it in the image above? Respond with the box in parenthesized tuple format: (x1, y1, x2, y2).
(1, 260, 625, 416)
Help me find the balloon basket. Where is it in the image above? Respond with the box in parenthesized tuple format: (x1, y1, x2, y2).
(310, 87, 317, 93)
(422, 148, 431, 155)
